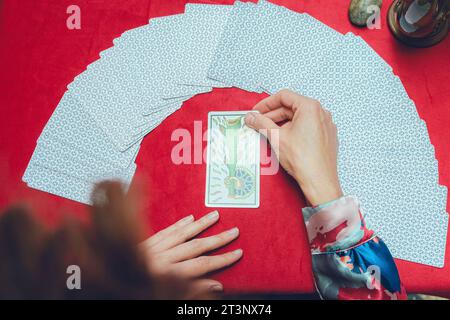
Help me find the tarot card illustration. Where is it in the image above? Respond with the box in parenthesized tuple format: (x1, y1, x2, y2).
(205, 111, 260, 208)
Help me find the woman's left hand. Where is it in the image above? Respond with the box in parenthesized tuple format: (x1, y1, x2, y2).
(140, 210, 242, 297)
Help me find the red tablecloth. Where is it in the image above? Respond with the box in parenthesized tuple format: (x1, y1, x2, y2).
(1, 0, 449, 296)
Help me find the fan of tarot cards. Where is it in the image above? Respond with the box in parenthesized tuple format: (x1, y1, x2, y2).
(23, 1, 448, 267)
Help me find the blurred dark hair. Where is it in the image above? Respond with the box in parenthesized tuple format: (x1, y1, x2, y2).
(0, 181, 188, 299)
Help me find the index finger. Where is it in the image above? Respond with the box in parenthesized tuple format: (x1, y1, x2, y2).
(147, 211, 220, 253)
(140, 214, 194, 249)
(253, 89, 314, 114)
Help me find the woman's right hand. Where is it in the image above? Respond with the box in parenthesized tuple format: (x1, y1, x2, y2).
(244, 89, 343, 206)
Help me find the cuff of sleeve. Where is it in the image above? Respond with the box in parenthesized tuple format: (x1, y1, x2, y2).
(302, 195, 373, 254)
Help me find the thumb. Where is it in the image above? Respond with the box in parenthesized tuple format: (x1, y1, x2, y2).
(244, 112, 279, 141)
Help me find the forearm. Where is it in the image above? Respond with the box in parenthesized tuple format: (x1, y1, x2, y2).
(302, 196, 407, 300)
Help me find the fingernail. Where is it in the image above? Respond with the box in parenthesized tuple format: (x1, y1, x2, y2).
(233, 249, 243, 256)
(227, 227, 239, 236)
(181, 215, 194, 223)
(210, 284, 223, 292)
(244, 112, 256, 126)
(207, 210, 219, 221)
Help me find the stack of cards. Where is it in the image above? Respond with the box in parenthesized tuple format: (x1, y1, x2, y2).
(23, 1, 447, 267)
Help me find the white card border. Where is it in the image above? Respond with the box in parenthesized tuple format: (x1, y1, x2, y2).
(205, 111, 260, 208)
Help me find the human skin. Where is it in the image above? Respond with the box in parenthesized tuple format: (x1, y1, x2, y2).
(245, 89, 343, 206)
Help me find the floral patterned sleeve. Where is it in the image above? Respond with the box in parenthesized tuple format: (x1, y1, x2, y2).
(302, 196, 407, 300)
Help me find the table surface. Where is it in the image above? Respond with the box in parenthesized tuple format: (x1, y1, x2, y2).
(1, 0, 449, 296)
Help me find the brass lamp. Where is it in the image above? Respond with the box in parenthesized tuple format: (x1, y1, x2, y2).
(388, 0, 449, 47)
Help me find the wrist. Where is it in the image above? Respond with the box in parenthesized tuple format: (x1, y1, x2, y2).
(297, 177, 343, 207)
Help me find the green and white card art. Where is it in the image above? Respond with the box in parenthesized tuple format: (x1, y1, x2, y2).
(205, 111, 260, 208)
